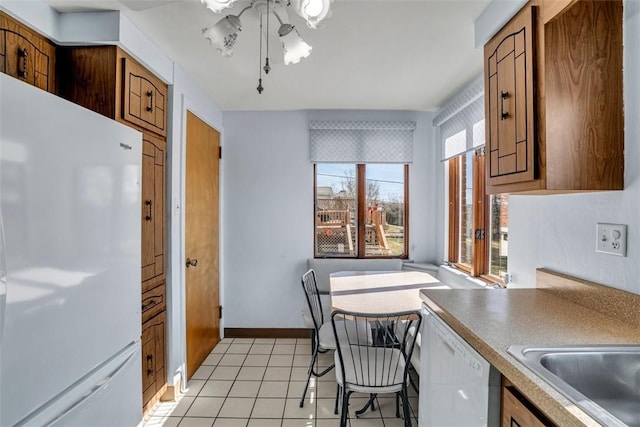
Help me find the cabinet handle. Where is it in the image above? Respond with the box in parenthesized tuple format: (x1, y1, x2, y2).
(500, 91, 509, 120)
(146, 90, 154, 112)
(142, 299, 158, 311)
(18, 48, 28, 79)
(145, 200, 152, 221)
(146, 354, 154, 376)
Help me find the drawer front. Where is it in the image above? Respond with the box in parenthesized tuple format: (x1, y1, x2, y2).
(122, 57, 167, 136)
(141, 282, 166, 324)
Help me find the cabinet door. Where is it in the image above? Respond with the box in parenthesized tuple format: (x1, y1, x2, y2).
(502, 385, 551, 427)
(141, 132, 166, 283)
(0, 13, 55, 93)
(122, 57, 167, 137)
(485, 6, 535, 187)
(141, 311, 166, 409)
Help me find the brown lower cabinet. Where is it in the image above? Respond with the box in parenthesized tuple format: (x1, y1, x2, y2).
(142, 311, 167, 410)
(502, 379, 555, 427)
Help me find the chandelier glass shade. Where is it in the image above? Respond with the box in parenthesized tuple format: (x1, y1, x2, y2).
(201, 15, 242, 57)
(201, 0, 331, 93)
(278, 24, 312, 65)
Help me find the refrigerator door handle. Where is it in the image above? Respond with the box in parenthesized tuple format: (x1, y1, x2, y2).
(44, 350, 137, 426)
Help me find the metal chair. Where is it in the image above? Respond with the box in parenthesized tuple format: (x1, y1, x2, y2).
(331, 309, 422, 427)
(299, 269, 372, 411)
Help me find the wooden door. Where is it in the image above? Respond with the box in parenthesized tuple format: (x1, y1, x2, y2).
(185, 111, 220, 379)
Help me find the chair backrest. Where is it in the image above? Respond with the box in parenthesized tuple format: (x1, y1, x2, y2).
(331, 309, 422, 390)
(301, 269, 325, 333)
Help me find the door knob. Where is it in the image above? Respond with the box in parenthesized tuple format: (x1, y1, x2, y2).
(186, 258, 198, 268)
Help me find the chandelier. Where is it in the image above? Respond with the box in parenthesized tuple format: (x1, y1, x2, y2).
(201, 0, 332, 94)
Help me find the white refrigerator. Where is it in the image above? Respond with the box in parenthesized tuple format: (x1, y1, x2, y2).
(0, 74, 143, 426)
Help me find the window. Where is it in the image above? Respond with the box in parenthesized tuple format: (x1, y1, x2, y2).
(315, 163, 408, 258)
(447, 149, 509, 282)
(436, 76, 508, 283)
(489, 194, 509, 277)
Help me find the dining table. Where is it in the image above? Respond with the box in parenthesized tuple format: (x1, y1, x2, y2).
(329, 270, 448, 313)
(329, 270, 447, 416)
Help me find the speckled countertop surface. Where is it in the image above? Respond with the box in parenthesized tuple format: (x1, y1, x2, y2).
(419, 288, 640, 427)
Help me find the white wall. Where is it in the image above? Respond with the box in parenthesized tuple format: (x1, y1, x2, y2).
(467, 0, 640, 295)
(222, 110, 436, 328)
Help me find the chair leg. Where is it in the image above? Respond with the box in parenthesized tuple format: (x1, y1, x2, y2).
(310, 329, 316, 354)
(299, 349, 318, 407)
(300, 346, 335, 408)
(334, 384, 340, 415)
(400, 386, 413, 427)
(396, 392, 401, 418)
(408, 365, 419, 394)
(355, 394, 377, 417)
(340, 390, 351, 427)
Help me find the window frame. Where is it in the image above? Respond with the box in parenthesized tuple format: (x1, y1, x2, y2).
(447, 149, 506, 285)
(313, 163, 409, 259)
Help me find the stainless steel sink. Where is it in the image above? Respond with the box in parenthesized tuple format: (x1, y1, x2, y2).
(508, 345, 640, 427)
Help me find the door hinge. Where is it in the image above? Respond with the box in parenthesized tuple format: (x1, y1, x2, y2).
(475, 229, 485, 240)
(219, 146, 222, 159)
(219, 305, 223, 319)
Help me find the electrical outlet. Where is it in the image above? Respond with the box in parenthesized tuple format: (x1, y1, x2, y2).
(596, 223, 627, 256)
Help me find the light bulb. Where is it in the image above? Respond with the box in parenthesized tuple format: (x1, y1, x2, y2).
(304, 0, 323, 17)
(201, 0, 237, 14)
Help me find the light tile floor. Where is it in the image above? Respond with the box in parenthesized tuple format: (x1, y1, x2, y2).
(145, 338, 419, 427)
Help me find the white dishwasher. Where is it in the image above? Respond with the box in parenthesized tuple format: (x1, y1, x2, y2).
(419, 303, 501, 426)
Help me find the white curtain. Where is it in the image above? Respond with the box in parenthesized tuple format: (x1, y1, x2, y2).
(309, 121, 415, 163)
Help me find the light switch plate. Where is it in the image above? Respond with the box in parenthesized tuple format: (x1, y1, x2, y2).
(596, 223, 627, 256)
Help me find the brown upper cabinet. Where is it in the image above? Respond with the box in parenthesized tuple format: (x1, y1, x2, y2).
(57, 45, 168, 138)
(0, 12, 55, 93)
(484, 0, 624, 194)
(122, 58, 167, 136)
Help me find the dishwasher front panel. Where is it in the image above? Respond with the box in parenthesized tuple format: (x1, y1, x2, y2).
(419, 303, 501, 426)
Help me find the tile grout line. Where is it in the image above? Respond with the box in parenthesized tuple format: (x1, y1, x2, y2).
(147, 337, 416, 426)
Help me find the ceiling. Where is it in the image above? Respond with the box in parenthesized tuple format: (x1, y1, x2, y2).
(42, 0, 489, 111)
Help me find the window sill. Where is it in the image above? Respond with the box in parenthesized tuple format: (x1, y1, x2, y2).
(438, 265, 504, 289)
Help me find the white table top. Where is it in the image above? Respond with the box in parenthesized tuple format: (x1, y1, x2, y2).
(329, 270, 449, 314)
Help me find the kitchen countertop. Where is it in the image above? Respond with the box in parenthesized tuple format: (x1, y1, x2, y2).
(420, 282, 640, 426)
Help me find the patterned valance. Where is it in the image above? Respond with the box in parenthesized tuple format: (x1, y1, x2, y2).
(434, 75, 486, 161)
(309, 121, 415, 164)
